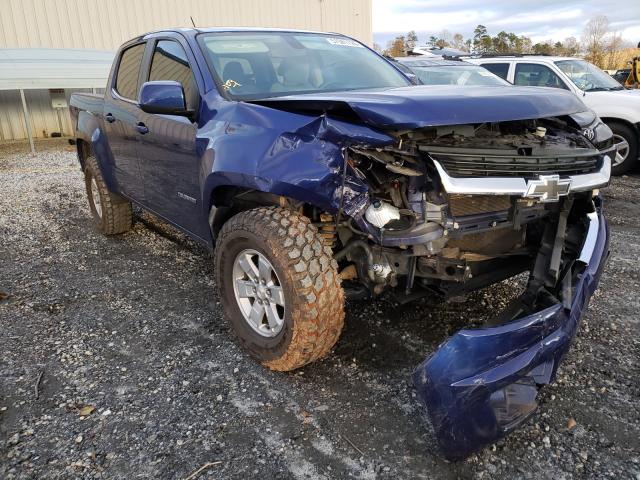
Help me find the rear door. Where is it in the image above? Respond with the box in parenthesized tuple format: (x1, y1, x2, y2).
(135, 38, 203, 237)
(103, 42, 146, 201)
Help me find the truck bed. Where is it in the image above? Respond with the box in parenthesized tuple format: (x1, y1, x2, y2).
(69, 92, 104, 123)
(69, 92, 105, 138)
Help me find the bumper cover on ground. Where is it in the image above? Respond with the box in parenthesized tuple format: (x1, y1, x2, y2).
(413, 208, 610, 459)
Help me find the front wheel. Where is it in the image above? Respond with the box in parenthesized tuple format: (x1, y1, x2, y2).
(608, 122, 638, 175)
(214, 207, 345, 371)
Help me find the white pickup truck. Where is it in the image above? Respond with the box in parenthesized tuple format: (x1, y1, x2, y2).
(468, 56, 640, 174)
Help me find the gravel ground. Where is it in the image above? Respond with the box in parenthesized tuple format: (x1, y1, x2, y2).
(1, 148, 639, 479)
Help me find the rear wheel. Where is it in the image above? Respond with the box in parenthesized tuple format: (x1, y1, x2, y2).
(215, 207, 345, 371)
(84, 156, 132, 235)
(608, 122, 638, 175)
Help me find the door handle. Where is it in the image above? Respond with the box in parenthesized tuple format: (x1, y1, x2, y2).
(136, 122, 149, 134)
(104, 113, 115, 123)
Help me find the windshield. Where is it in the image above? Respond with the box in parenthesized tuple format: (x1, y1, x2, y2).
(197, 32, 410, 99)
(404, 64, 509, 86)
(555, 59, 623, 91)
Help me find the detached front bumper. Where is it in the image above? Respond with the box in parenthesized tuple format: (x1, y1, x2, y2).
(412, 206, 610, 460)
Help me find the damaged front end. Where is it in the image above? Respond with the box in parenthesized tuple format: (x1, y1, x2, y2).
(329, 115, 612, 458)
(225, 92, 612, 457)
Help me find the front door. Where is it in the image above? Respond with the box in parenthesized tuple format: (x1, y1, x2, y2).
(135, 39, 203, 238)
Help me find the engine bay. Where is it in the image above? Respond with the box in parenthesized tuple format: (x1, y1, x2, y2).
(329, 117, 605, 298)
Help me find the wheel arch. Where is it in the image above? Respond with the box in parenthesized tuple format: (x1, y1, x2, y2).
(600, 117, 640, 140)
(76, 138, 92, 170)
(207, 183, 320, 242)
(601, 117, 640, 174)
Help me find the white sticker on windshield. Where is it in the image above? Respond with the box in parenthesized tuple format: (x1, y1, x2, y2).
(478, 70, 493, 76)
(326, 37, 364, 48)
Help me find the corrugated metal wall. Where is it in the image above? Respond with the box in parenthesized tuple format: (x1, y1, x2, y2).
(0, 0, 373, 49)
(0, 0, 371, 140)
(0, 88, 106, 141)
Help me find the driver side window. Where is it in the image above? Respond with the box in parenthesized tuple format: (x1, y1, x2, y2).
(514, 63, 568, 89)
(149, 40, 198, 110)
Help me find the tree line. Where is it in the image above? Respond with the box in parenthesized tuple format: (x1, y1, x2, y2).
(377, 15, 637, 70)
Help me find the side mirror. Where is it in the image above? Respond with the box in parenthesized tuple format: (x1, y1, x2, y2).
(139, 81, 188, 115)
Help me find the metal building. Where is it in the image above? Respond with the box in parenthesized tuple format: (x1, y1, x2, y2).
(0, 0, 372, 143)
(0, 48, 113, 148)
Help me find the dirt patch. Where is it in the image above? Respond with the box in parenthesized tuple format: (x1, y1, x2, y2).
(0, 138, 75, 156)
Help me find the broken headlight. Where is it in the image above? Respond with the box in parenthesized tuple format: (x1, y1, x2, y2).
(570, 110, 614, 152)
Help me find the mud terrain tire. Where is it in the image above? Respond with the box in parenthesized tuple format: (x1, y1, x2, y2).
(215, 207, 345, 371)
(84, 156, 132, 235)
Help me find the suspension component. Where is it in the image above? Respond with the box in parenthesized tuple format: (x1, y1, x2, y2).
(319, 213, 337, 248)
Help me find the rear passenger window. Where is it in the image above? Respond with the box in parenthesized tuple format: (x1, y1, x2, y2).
(514, 63, 567, 89)
(149, 40, 198, 111)
(481, 63, 510, 80)
(115, 43, 145, 100)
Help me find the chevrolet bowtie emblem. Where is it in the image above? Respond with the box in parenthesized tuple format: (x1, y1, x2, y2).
(525, 175, 572, 202)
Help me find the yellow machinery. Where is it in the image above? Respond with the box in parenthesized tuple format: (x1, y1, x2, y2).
(625, 43, 640, 88)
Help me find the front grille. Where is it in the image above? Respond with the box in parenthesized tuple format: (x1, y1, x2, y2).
(449, 194, 512, 216)
(427, 149, 601, 179)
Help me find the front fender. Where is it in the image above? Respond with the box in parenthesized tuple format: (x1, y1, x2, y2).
(198, 101, 394, 225)
(584, 91, 640, 128)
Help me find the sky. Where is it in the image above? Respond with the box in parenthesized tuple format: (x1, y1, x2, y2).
(372, 0, 640, 48)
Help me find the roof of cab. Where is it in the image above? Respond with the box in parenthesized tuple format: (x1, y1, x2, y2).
(125, 27, 348, 48)
(195, 26, 335, 34)
(395, 57, 475, 67)
(141, 26, 342, 38)
(471, 55, 579, 63)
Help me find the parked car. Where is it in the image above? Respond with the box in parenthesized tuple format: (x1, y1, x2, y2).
(394, 57, 510, 86)
(468, 55, 640, 174)
(612, 68, 631, 85)
(70, 28, 611, 459)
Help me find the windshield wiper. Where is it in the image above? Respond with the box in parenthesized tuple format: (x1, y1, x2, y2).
(585, 86, 624, 92)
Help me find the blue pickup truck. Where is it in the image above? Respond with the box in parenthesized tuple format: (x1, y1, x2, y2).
(70, 28, 612, 459)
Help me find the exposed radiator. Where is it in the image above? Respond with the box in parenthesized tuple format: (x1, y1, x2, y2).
(448, 194, 512, 217)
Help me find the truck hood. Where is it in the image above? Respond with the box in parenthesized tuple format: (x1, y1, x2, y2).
(250, 85, 588, 130)
(583, 88, 640, 106)
(584, 88, 640, 99)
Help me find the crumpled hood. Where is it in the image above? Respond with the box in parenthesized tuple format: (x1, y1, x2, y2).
(251, 85, 588, 130)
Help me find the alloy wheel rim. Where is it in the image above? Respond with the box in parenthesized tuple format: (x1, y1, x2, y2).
(91, 178, 102, 218)
(612, 134, 630, 167)
(232, 249, 285, 337)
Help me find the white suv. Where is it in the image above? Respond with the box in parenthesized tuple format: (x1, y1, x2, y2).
(468, 56, 640, 174)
